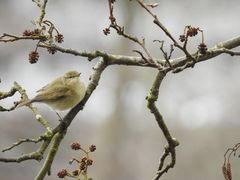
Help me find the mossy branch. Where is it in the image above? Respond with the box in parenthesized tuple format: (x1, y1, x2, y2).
(146, 71, 179, 180)
(35, 132, 65, 180)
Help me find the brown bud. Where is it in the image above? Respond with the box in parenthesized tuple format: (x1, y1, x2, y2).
(72, 169, 79, 176)
(57, 169, 68, 178)
(179, 35, 186, 42)
(198, 43, 207, 55)
(80, 163, 87, 171)
(23, 30, 32, 36)
(187, 26, 198, 37)
(70, 142, 81, 150)
(55, 34, 64, 43)
(28, 51, 39, 64)
(86, 159, 93, 166)
(32, 29, 41, 36)
(47, 47, 57, 54)
(89, 145, 96, 152)
(103, 28, 110, 35)
(81, 157, 87, 163)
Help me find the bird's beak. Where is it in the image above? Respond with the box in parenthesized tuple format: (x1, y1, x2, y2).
(77, 72, 81, 77)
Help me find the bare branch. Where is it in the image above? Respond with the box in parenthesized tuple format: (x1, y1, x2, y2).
(153, 40, 174, 69)
(146, 71, 179, 180)
(0, 81, 52, 130)
(0, 82, 20, 101)
(33, 0, 48, 26)
(215, 48, 240, 56)
(136, 0, 177, 45)
(170, 35, 240, 73)
(0, 81, 54, 167)
(2, 137, 43, 153)
(106, 0, 162, 68)
(136, 0, 197, 65)
(35, 132, 64, 180)
(0, 151, 43, 163)
(0, 33, 46, 43)
(38, 36, 240, 74)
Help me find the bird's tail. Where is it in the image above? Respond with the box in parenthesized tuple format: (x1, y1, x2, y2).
(17, 99, 32, 108)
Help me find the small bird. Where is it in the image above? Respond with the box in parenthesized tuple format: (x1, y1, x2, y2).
(18, 70, 86, 111)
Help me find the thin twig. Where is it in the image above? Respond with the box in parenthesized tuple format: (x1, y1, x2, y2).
(2, 137, 43, 153)
(136, 0, 196, 65)
(0, 151, 43, 163)
(107, 0, 162, 68)
(0, 81, 53, 165)
(35, 132, 65, 180)
(0, 33, 46, 43)
(38, 36, 240, 73)
(153, 40, 174, 69)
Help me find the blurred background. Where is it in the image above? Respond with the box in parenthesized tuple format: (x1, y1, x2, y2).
(0, 0, 240, 180)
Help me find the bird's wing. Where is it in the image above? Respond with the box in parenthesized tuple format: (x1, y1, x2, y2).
(36, 77, 62, 93)
(33, 86, 71, 102)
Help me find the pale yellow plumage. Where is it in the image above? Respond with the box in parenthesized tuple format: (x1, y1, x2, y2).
(18, 71, 86, 110)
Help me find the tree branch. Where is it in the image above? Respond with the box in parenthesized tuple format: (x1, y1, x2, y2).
(35, 132, 65, 180)
(0, 151, 43, 163)
(106, 0, 162, 68)
(146, 71, 179, 180)
(135, 0, 196, 64)
(38, 35, 240, 73)
(0, 33, 46, 43)
(2, 137, 42, 153)
(170, 36, 240, 73)
(33, 0, 48, 26)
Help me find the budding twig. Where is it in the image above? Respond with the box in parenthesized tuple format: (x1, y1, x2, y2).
(104, 0, 162, 69)
(0, 33, 46, 43)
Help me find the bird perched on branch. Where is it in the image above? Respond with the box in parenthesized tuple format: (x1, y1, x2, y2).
(18, 70, 86, 110)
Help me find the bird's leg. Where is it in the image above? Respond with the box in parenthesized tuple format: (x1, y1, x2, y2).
(54, 110, 63, 122)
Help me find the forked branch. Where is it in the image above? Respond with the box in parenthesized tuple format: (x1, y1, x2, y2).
(146, 71, 179, 180)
